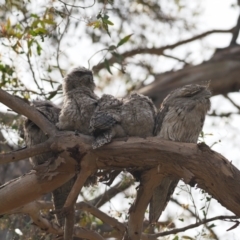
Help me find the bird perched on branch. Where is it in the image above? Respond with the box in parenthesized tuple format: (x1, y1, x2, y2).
(121, 92, 157, 138)
(23, 100, 75, 226)
(57, 66, 99, 134)
(149, 84, 211, 224)
(90, 92, 157, 148)
(55, 67, 99, 227)
(24, 100, 60, 166)
(89, 94, 126, 149)
(90, 92, 156, 185)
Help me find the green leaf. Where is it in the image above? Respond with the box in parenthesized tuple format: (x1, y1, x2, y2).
(36, 42, 42, 56)
(102, 19, 114, 25)
(104, 59, 112, 74)
(34, 27, 47, 35)
(43, 19, 55, 25)
(30, 14, 39, 18)
(112, 52, 123, 62)
(172, 236, 179, 240)
(117, 34, 133, 47)
(182, 236, 194, 239)
(103, 14, 109, 20)
(208, 223, 216, 228)
(206, 196, 211, 201)
(178, 218, 184, 222)
(108, 45, 116, 51)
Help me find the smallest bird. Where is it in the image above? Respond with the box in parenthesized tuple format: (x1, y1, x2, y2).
(89, 94, 126, 149)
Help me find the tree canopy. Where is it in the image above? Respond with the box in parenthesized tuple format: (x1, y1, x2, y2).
(0, 0, 240, 239)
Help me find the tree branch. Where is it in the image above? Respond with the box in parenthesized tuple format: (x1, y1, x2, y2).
(139, 58, 240, 106)
(90, 176, 135, 207)
(151, 215, 239, 239)
(127, 169, 165, 240)
(77, 201, 126, 236)
(230, 10, 240, 45)
(170, 198, 218, 239)
(0, 89, 58, 137)
(93, 28, 234, 71)
(0, 139, 52, 164)
(1, 133, 240, 226)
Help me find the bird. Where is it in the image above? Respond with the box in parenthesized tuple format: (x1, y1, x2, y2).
(121, 92, 157, 138)
(23, 100, 60, 167)
(55, 67, 99, 225)
(149, 83, 211, 224)
(90, 92, 157, 148)
(56, 66, 99, 134)
(89, 94, 126, 149)
(89, 92, 157, 185)
(23, 100, 75, 226)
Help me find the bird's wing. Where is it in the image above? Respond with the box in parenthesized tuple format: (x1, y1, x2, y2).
(90, 111, 118, 133)
(153, 104, 169, 136)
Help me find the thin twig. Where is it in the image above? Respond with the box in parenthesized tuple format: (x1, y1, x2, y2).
(58, 0, 96, 9)
(77, 201, 126, 234)
(162, 53, 189, 64)
(171, 198, 218, 239)
(90, 176, 135, 207)
(208, 111, 237, 117)
(26, 53, 45, 96)
(151, 215, 239, 238)
(223, 94, 240, 111)
(56, 2, 74, 78)
(230, 9, 240, 45)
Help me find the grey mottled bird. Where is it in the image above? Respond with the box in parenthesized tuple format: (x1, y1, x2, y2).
(89, 94, 126, 149)
(55, 67, 98, 225)
(23, 100, 75, 226)
(90, 92, 157, 148)
(57, 66, 99, 134)
(23, 100, 60, 166)
(149, 84, 211, 224)
(121, 93, 157, 138)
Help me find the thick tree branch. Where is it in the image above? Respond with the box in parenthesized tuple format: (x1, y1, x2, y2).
(0, 155, 76, 214)
(0, 89, 58, 137)
(139, 46, 240, 106)
(63, 153, 97, 209)
(0, 139, 52, 164)
(93, 28, 234, 72)
(127, 169, 165, 240)
(0, 131, 91, 164)
(1, 133, 240, 222)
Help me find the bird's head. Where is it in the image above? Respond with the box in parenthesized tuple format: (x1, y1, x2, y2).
(63, 66, 95, 93)
(163, 84, 211, 111)
(98, 94, 122, 109)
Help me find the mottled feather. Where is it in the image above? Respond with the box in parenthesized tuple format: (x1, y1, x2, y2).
(90, 94, 125, 149)
(57, 67, 99, 134)
(23, 100, 76, 226)
(150, 84, 211, 224)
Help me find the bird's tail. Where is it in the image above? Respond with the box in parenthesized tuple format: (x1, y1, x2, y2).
(149, 177, 179, 223)
(52, 177, 77, 226)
